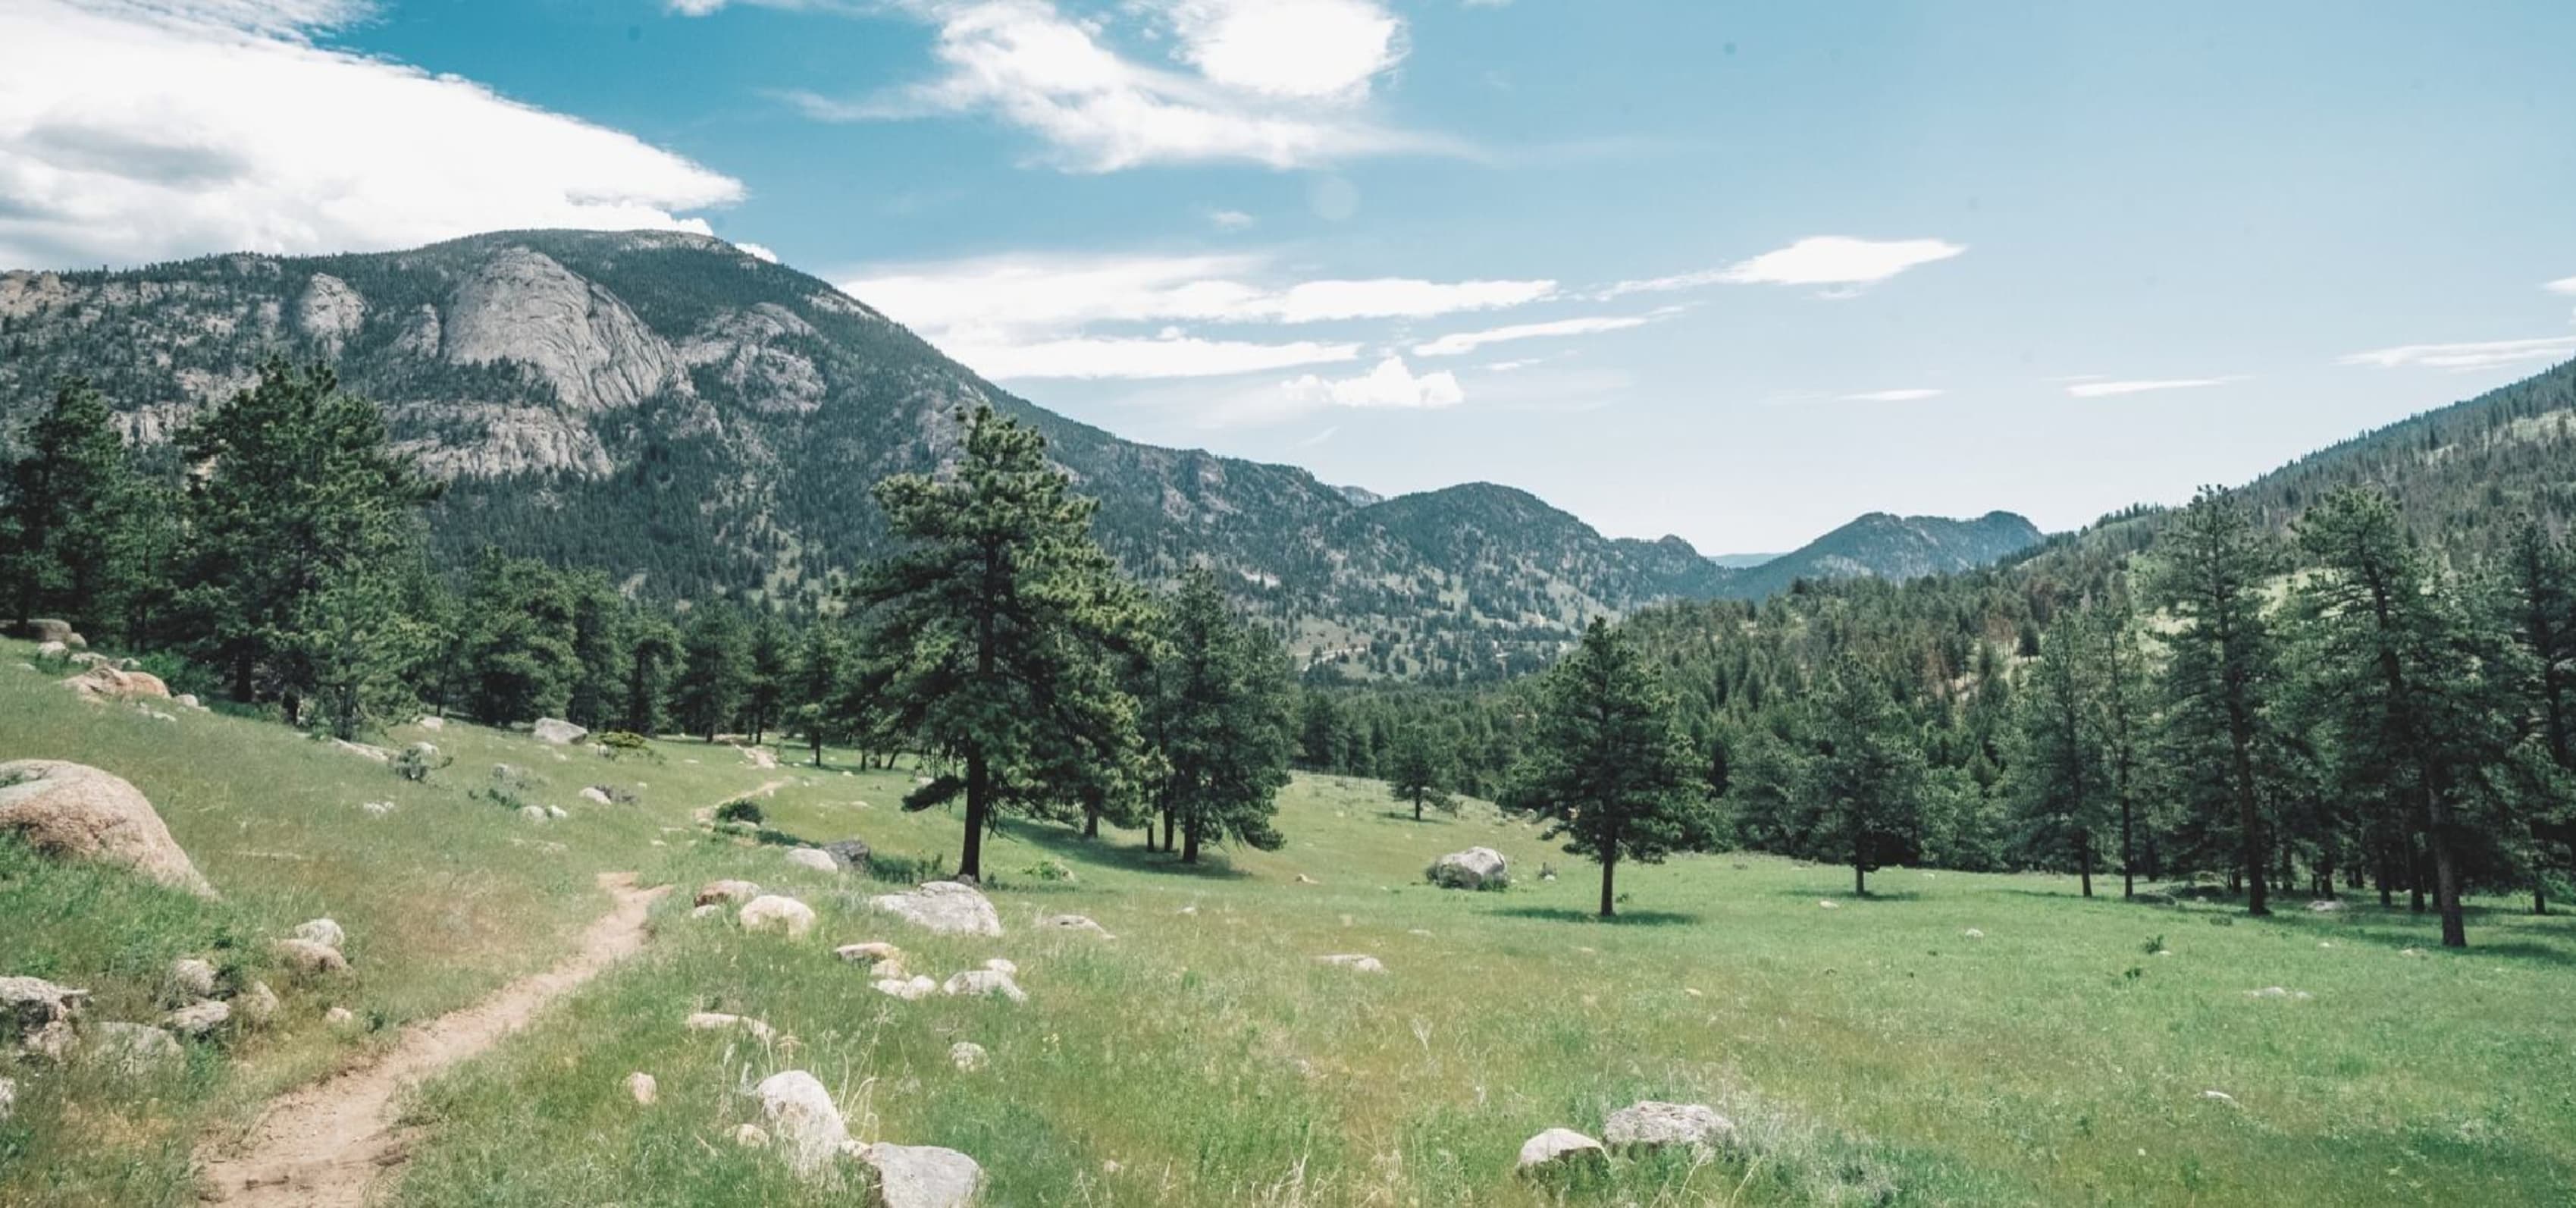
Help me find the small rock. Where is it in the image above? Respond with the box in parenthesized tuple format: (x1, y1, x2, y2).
(359, 800, 395, 817)
(835, 942, 904, 966)
(324, 1006, 357, 1028)
(2202, 1089, 2237, 1105)
(734, 1123, 770, 1148)
(416, 716, 444, 730)
(695, 879, 763, 907)
(2400, 947, 2427, 959)
(545, 805, 569, 820)
(685, 1012, 776, 1042)
(853, 1142, 984, 1208)
(164, 999, 231, 1037)
(86, 1021, 183, 1075)
(331, 739, 393, 763)
(1963, 928, 1984, 939)
(580, 786, 613, 805)
(1036, 913, 1114, 940)
(949, 1041, 989, 1072)
(981, 957, 1016, 975)
(739, 895, 818, 939)
(823, 839, 871, 870)
(233, 981, 279, 1028)
(517, 805, 548, 823)
(1316, 954, 1386, 974)
(691, 903, 725, 920)
(754, 1069, 848, 1178)
(941, 969, 1027, 1002)
(1603, 1100, 1735, 1153)
(873, 975, 938, 1000)
(626, 1071, 658, 1105)
(783, 847, 838, 874)
(0, 1076, 14, 1122)
(1818, 899, 1839, 909)
(273, 938, 348, 976)
(2306, 899, 2345, 913)
(1294, 874, 1319, 885)
(1516, 1128, 1608, 1180)
(292, 918, 346, 949)
(168, 958, 218, 1002)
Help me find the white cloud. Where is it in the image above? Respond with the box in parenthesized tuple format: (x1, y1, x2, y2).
(0, 1, 744, 268)
(946, 332, 1359, 379)
(1604, 236, 1966, 298)
(1412, 314, 1655, 357)
(1282, 356, 1462, 409)
(2339, 337, 2576, 372)
(2066, 377, 2239, 398)
(1843, 388, 1946, 402)
(734, 241, 780, 263)
(791, 0, 1453, 171)
(2544, 276, 2576, 296)
(1208, 209, 1255, 230)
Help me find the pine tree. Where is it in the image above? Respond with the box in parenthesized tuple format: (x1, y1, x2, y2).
(2144, 488, 2282, 916)
(850, 406, 1148, 881)
(1515, 618, 1713, 917)
(2005, 613, 2108, 896)
(0, 377, 145, 638)
(1145, 569, 1293, 862)
(293, 563, 435, 740)
(2499, 517, 2576, 911)
(622, 618, 680, 735)
(2095, 591, 2148, 897)
(564, 571, 626, 730)
(457, 550, 579, 725)
(1810, 658, 1928, 897)
(744, 611, 791, 745)
(792, 621, 847, 767)
(1387, 725, 1455, 820)
(672, 606, 750, 742)
(170, 359, 437, 718)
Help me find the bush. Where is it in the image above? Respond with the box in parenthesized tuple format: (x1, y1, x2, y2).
(598, 731, 655, 761)
(715, 799, 764, 827)
(392, 743, 451, 783)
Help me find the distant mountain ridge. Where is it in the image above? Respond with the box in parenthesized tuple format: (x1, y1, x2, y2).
(0, 229, 2042, 679)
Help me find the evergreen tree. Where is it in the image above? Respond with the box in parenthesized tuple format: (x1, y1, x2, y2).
(2499, 517, 2576, 911)
(1387, 725, 1455, 820)
(457, 550, 579, 724)
(2144, 488, 2282, 916)
(792, 621, 848, 767)
(564, 572, 625, 730)
(0, 377, 145, 637)
(622, 617, 680, 735)
(2004, 613, 2107, 895)
(1515, 618, 1713, 917)
(1810, 659, 1928, 896)
(849, 406, 1147, 881)
(2095, 591, 2149, 897)
(744, 611, 791, 745)
(672, 606, 750, 742)
(170, 359, 436, 717)
(1145, 569, 1293, 862)
(293, 563, 434, 739)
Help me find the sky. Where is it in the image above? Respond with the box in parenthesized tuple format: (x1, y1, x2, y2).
(4, 2, 2574, 553)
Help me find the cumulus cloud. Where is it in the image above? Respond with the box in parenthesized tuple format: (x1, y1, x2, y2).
(1281, 356, 1462, 409)
(1412, 313, 1656, 357)
(2339, 337, 2576, 372)
(844, 250, 1554, 379)
(1843, 388, 1946, 402)
(0, 1, 744, 268)
(784, 0, 1452, 171)
(2545, 276, 2576, 296)
(2065, 377, 2240, 398)
(1604, 236, 1966, 299)
(1208, 209, 1255, 230)
(734, 241, 781, 263)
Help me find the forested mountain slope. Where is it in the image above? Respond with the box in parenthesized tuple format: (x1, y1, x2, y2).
(0, 229, 2035, 674)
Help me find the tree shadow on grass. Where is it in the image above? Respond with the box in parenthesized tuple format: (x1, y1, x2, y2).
(1011, 821, 1255, 881)
(1763, 887, 1924, 902)
(1489, 905, 1705, 927)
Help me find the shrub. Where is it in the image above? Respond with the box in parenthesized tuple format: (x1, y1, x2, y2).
(598, 731, 655, 761)
(392, 743, 452, 783)
(715, 799, 764, 827)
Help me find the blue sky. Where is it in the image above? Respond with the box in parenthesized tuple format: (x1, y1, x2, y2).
(5, 2, 2574, 551)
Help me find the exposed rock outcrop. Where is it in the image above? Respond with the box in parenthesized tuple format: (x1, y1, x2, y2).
(442, 247, 691, 413)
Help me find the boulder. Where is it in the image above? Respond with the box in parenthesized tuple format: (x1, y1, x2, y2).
(1515, 1128, 1608, 1180)
(292, 918, 346, 949)
(175, 693, 202, 710)
(869, 881, 1002, 937)
(20, 618, 75, 643)
(783, 847, 839, 874)
(60, 664, 171, 702)
(2, 975, 87, 1042)
(695, 879, 763, 907)
(517, 805, 549, 823)
(1602, 1100, 1735, 1153)
(233, 981, 279, 1028)
(579, 786, 613, 805)
(1036, 913, 1115, 940)
(1316, 954, 1386, 974)
(626, 1071, 658, 1105)
(416, 716, 445, 731)
(684, 1011, 776, 1042)
(941, 969, 1026, 1002)
(948, 1041, 989, 1072)
(273, 938, 348, 976)
(168, 957, 218, 1002)
(86, 1021, 182, 1075)
(1427, 847, 1509, 890)
(754, 1069, 848, 1178)
(2306, 899, 2346, 913)
(0, 760, 216, 898)
(33, 641, 66, 660)
(740, 895, 818, 939)
(532, 717, 588, 745)
(854, 1142, 985, 1208)
(163, 999, 231, 1037)
(330, 739, 393, 763)
(873, 975, 938, 1001)
(823, 839, 872, 871)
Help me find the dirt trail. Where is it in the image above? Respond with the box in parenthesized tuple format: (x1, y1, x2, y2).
(196, 871, 669, 1206)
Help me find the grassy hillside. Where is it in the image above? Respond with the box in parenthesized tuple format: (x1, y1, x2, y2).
(6, 641, 2575, 1205)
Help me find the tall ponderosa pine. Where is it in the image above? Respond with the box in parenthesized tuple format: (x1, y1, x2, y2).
(564, 571, 626, 730)
(172, 359, 436, 717)
(2499, 518, 2576, 912)
(2293, 488, 2499, 946)
(458, 550, 579, 724)
(1810, 659, 1928, 897)
(1517, 618, 1713, 917)
(744, 612, 791, 745)
(2006, 614, 2108, 896)
(0, 377, 143, 636)
(1145, 568, 1293, 862)
(792, 621, 848, 767)
(672, 606, 751, 742)
(851, 406, 1146, 881)
(1387, 725, 1456, 820)
(622, 618, 681, 735)
(2145, 488, 2282, 916)
(2095, 592, 2149, 896)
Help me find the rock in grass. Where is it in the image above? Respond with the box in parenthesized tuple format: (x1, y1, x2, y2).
(695, 879, 763, 907)
(1426, 847, 1509, 890)
(852, 1142, 984, 1208)
(1315, 954, 1386, 974)
(2, 976, 89, 1043)
(1036, 913, 1114, 940)
(59, 664, 171, 702)
(85, 1021, 181, 1075)
(580, 786, 613, 805)
(1602, 1101, 1735, 1153)
(690, 904, 725, 920)
(517, 805, 549, 823)
(685, 1012, 777, 1042)
(980, 958, 1015, 975)
(869, 881, 1002, 937)
(532, 717, 588, 745)
(0, 1076, 14, 1122)
(233, 981, 279, 1028)
(740, 895, 818, 939)
(359, 800, 395, 817)
(948, 1041, 989, 1072)
(324, 1006, 357, 1029)
(168, 958, 218, 1002)
(1515, 1128, 1608, 1179)
(783, 847, 838, 875)
(292, 918, 346, 949)
(273, 938, 348, 976)
(823, 839, 871, 871)
(734, 1123, 770, 1148)
(873, 975, 937, 1001)
(0, 759, 217, 899)
(163, 999, 230, 1037)
(835, 942, 903, 967)
(626, 1071, 658, 1105)
(2306, 899, 2345, 913)
(941, 970, 1026, 1002)
(755, 1070, 848, 1178)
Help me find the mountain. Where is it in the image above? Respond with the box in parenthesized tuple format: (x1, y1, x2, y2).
(0, 229, 2040, 678)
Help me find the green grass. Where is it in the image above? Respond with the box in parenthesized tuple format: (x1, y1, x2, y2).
(6, 640, 2575, 1205)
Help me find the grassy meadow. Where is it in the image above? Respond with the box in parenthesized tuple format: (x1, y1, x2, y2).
(4, 638, 2574, 1205)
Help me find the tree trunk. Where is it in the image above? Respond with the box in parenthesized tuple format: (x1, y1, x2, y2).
(1161, 803, 1175, 854)
(1598, 852, 1618, 918)
(960, 749, 988, 882)
(1083, 806, 1099, 840)
(2078, 830, 2093, 899)
(2120, 794, 2136, 898)
(810, 731, 823, 768)
(1853, 826, 1869, 898)
(2408, 837, 2426, 914)
(1181, 820, 1201, 864)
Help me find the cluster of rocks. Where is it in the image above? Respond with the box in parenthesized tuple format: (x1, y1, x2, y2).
(3, 952, 292, 1079)
(1517, 1100, 1738, 1181)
